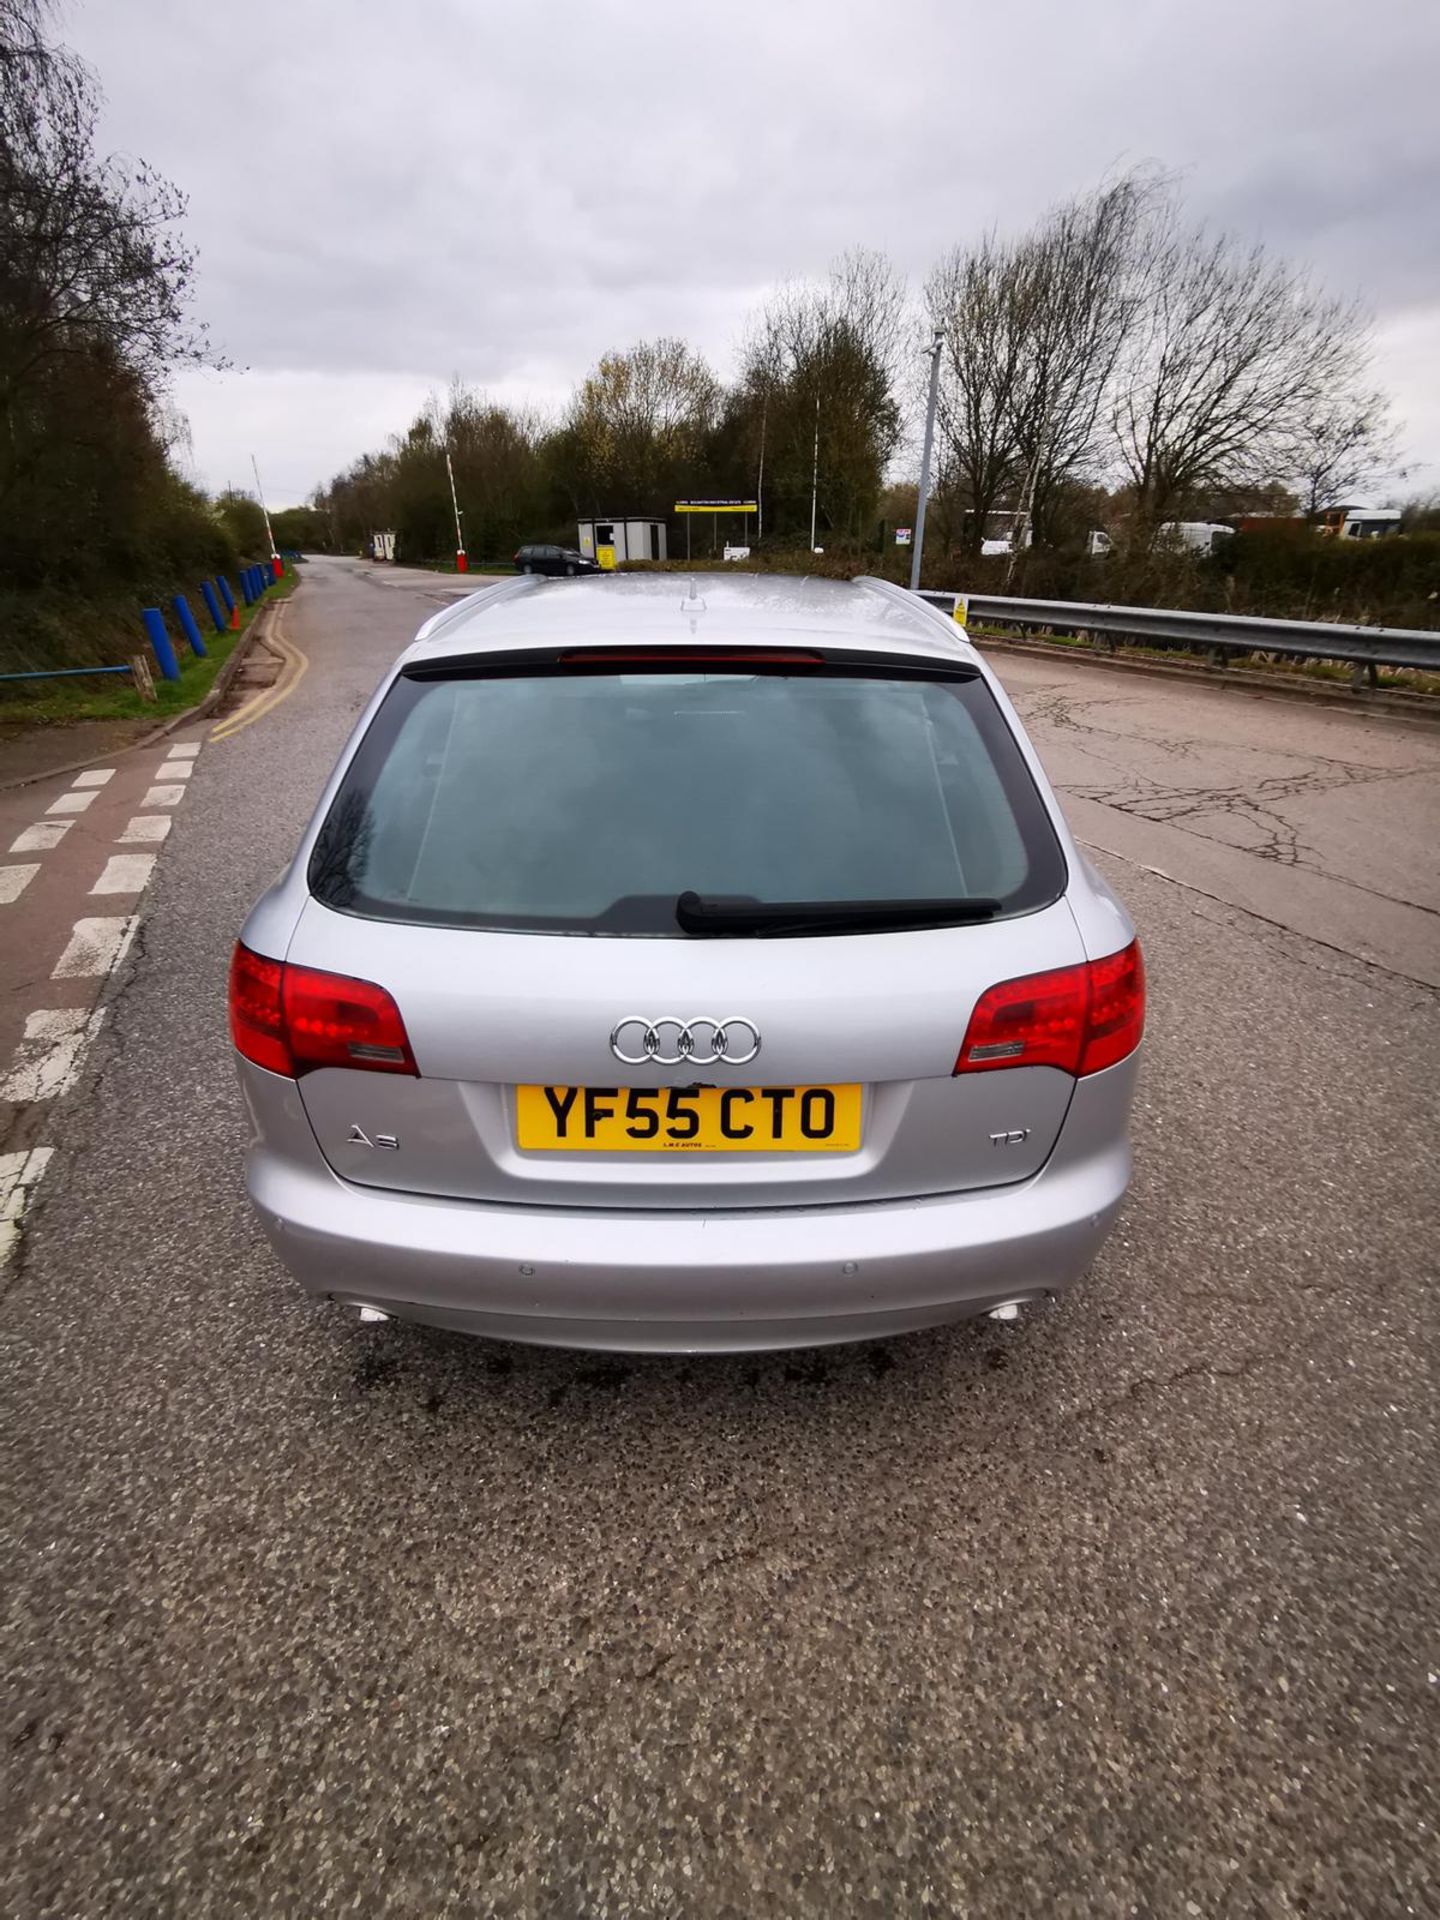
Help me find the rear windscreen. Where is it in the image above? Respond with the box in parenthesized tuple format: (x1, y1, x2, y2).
(308, 666, 1066, 934)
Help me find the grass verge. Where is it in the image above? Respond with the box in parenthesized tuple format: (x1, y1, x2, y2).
(0, 570, 301, 729)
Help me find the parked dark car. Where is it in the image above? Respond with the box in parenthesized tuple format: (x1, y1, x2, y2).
(514, 544, 601, 577)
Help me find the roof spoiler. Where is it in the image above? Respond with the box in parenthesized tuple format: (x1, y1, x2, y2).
(853, 574, 970, 645)
(410, 571, 543, 649)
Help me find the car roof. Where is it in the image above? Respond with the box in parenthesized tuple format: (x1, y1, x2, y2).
(406, 571, 976, 666)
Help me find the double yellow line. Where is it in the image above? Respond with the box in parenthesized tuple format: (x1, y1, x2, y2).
(210, 601, 309, 743)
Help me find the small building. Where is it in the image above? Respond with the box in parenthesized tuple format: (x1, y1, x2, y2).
(576, 518, 668, 568)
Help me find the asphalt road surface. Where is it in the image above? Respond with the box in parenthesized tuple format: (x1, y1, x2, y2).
(4, 558, 1436, 1917)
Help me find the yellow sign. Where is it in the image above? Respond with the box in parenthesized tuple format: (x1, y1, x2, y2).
(596, 545, 616, 571)
(952, 593, 969, 628)
(515, 1084, 862, 1153)
(674, 500, 758, 514)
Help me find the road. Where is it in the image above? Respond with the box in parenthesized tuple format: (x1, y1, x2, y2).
(3, 557, 1436, 1917)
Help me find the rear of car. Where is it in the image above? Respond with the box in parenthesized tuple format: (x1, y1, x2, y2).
(232, 575, 1142, 1352)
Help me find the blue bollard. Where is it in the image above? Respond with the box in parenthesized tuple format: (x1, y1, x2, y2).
(200, 579, 225, 633)
(142, 607, 181, 682)
(217, 576, 236, 616)
(173, 594, 208, 659)
(240, 569, 254, 606)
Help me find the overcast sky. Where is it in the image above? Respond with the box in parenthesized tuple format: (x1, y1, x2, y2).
(68, 0, 1440, 509)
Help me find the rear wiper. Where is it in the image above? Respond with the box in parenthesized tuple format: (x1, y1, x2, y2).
(675, 890, 1001, 937)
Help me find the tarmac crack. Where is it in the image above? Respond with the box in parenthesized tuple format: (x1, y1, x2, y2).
(1060, 752, 1436, 909)
(1084, 836, 1440, 993)
(1070, 1351, 1276, 1431)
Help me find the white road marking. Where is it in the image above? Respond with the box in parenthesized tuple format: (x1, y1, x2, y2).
(142, 785, 185, 807)
(10, 821, 71, 853)
(119, 815, 171, 844)
(73, 768, 116, 788)
(167, 742, 201, 759)
(91, 853, 156, 895)
(46, 790, 97, 816)
(0, 1146, 56, 1268)
(157, 760, 193, 780)
(0, 1147, 45, 1203)
(0, 1009, 106, 1102)
(0, 864, 40, 904)
(52, 915, 138, 979)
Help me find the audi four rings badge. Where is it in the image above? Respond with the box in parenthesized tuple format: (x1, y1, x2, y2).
(610, 1016, 762, 1066)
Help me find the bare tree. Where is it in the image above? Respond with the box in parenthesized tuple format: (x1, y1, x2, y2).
(924, 234, 1027, 553)
(1290, 391, 1401, 516)
(1112, 198, 1370, 536)
(1006, 173, 1157, 543)
(824, 246, 909, 398)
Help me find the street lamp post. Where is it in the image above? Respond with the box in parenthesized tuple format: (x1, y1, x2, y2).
(808, 393, 820, 552)
(909, 329, 945, 593)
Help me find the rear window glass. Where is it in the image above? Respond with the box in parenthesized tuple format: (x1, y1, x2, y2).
(309, 666, 1066, 934)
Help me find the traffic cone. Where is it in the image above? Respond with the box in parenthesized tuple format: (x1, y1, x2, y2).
(229, 601, 240, 630)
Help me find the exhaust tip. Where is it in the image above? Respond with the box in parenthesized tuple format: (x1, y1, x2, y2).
(987, 1301, 1023, 1323)
(357, 1305, 390, 1324)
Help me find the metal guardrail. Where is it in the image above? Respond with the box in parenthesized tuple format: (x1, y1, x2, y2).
(915, 590, 1440, 682)
(0, 664, 132, 684)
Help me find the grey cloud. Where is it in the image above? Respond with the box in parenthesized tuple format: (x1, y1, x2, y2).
(67, 0, 1440, 490)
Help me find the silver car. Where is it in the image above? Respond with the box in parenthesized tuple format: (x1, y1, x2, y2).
(231, 573, 1144, 1353)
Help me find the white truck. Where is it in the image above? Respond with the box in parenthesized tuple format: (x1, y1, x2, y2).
(1158, 521, 1235, 555)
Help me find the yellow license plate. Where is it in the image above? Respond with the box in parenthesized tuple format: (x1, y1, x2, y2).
(515, 1084, 862, 1153)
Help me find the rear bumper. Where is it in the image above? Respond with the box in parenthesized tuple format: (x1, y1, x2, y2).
(241, 1059, 1136, 1353)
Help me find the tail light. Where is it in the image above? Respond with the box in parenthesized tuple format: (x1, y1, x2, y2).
(955, 940, 1144, 1078)
(229, 942, 417, 1077)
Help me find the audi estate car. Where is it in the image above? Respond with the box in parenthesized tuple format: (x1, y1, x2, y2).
(230, 572, 1144, 1352)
